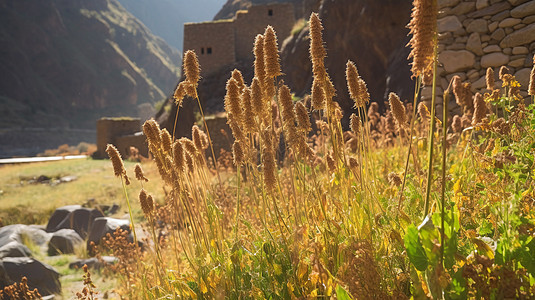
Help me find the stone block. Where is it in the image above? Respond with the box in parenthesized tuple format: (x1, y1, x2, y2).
(439, 50, 476, 73)
(481, 52, 510, 68)
(500, 24, 535, 48)
(467, 19, 488, 33)
(467, 33, 483, 55)
(483, 45, 501, 53)
(438, 16, 463, 32)
(498, 18, 521, 28)
(514, 68, 531, 88)
(511, 1, 535, 18)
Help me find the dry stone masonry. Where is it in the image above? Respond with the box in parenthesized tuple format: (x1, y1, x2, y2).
(432, 0, 534, 115)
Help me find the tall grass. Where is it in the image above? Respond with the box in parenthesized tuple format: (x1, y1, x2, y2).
(98, 6, 535, 300)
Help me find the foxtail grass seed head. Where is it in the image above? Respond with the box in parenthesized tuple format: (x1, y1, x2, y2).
(346, 60, 361, 107)
(388, 92, 407, 126)
(143, 119, 162, 148)
(418, 102, 430, 122)
(262, 147, 276, 190)
(486, 67, 495, 90)
(326, 153, 336, 173)
(106, 144, 126, 178)
(350, 113, 361, 135)
(253, 35, 267, 85)
(311, 79, 326, 110)
(407, 0, 438, 79)
(183, 50, 200, 86)
(251, 77, 264, 114)
(174, 82, 187, 106)
(388, 172, 402, 187)
(231, 69, 245, 91)
(241, 87, 256, 133)
(499, 66, 509, 80)
(192, 125, 203, 151)
(181, 138, 197, 157)
(309, 13, 327, 77)
(184, 83, 197, 98)
(472, 92, 488, 125)
(386, 111, 396, 134)
(452, 115, 462, 133)
(173, 140, 185, 173)
(185, 151, 194, 174)
(134, 164, 148, 182)
(349, 157, 359, 169)
(139, 189, 154, 216)
(232, 140, 245, 166)
(529, 57, 535, 96)
(295, 101, 311, 132)
(357, 79, 370, 105)
(160, 129, 172, 153)
(225, 78, 243, 125)
(279, 84, 296, 126)
(263, 26, 282, 78)
(452, 75, 463, 106)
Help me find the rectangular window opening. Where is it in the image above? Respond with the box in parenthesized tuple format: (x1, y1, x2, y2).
(201, 47, 205, 55)
(207, 47, 212, 54)
(268, 9, 273, 16)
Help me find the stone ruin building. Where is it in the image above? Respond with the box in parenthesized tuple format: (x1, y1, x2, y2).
(183, 3, 295, 76)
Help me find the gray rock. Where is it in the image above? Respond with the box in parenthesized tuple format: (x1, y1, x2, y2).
(481, 52, 510, 68)
(46, 205, 104, 239)
(439, 50, 476, 72)
(450, 2, 476, 15)
(69, 256, 118, 270)
(476, 0, 489, 10)
(491, 28, 506, 40)
(438, 16, 463, 32)
(499, 18, 521, 28)
(483, 44, 501, 53)
(467, 19, 488, 33)
(514, 68, 532, 88)
(0, 224, 51, 248)
(2, 257, 60, 296)
(488, 21, 499, 32)
(467, 33, 483, 55)
(500, 24, 535, 48)
(511, 1, 535, 18)
(438, 0, 461, 9)
(0, 261, 13, 288)
(47, 229, 83, 256)
(469, 2, 511, 18)
(87, 217, 131, 248)
(509, 58, 525, 68)
(524, 15, 535, 24)
(0, 241, 32, 259)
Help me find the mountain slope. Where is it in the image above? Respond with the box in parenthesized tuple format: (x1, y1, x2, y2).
(0, 0, 181, 156)
(116, 0, 226, 51)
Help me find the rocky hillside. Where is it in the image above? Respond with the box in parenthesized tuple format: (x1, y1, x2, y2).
(117, 0, 226, 51)
(0, 0, 181, 156)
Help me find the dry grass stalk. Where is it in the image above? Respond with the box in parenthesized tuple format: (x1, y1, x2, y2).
(486, 67, 495, 91)
(388, 92, 407, 131)
(472, 92, 489, 125)
(263, 26, 282, 79)
(254, 35, 267, 89)
(139, 189, 154, 216)
(106, 144, 130, 185)
(529, 56, 535, 96)
(134, 164, 148, 182)
(241, 87, 256, 134)
(295, 101, 311, 133)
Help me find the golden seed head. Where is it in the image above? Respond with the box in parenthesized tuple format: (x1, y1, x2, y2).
(263, 26, 282, 78)
(139, 189, 154, 216)
(251, 77, 264, 115)
(309, 13, 327, 77)
(452, 115, 462, 133)
(346, 60, 361, 106)
(529, 59, 535, 96)
(227, 112, 246, 142)
(180, 137, 197, 156)
(192, 125, 204, 152)
(143, 119, 162, 149)
(386, 111, 396, 134)
(295, 101, 311, 133)
(232, 140, 245, 166)
(224, 78, 243, 125)
(499, 66, 509, 80)
(253, 34, 267, 85)
(417, 102, 430, 122)
(389, 92, 407, 126)
(349, 157, 359, 169)
(241, 87, 256, 133)
(311, 79, 326, 110)
(262, 147, 276, 190)
(472, 92, 488, 125)
(231, 69, 245, 91)
(388, 172, 402, 187)
(486, 67, 495, 91)
(183, 50, 200, 86)
(350, 113, 361, 135)
(106, 144, 126, 177)
(357, 79, 370, 106)
(134, 164, 148, 182)
(407, 0, 438, 79)
(185, 151, 194, 174)
(174, 82, 187, 106)
(160, 129, 172, 153)
(172, 140, 185, 173)
(279, 84, 296, 126)
(326, 153, 335, 173)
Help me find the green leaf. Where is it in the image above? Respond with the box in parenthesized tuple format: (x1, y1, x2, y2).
(335, 285, 353, 300)
(404, 224, 428, 271)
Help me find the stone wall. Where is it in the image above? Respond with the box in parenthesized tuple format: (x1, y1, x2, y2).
(433, 0, 535, 115)
(183, 3, 295, 76)
(234, 3, 296, 62)
(94, 118, 148, 159)
(183, 20, 236, 75)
